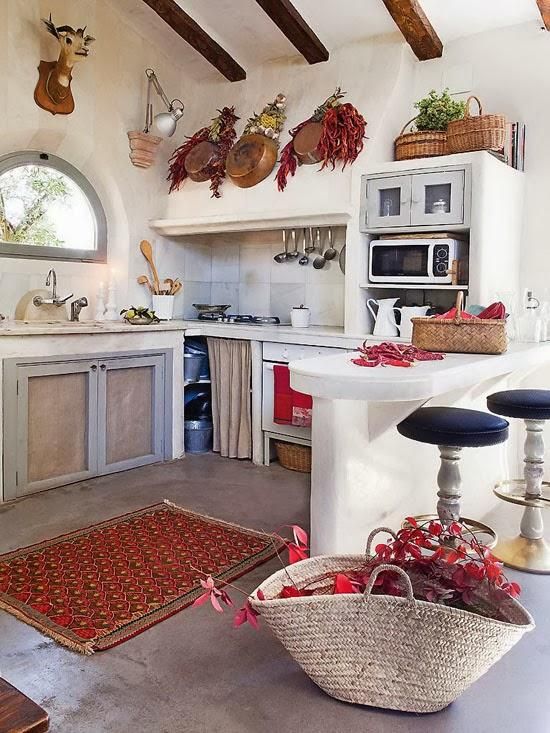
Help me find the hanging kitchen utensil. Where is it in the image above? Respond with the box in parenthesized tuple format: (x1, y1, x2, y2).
(168, 107, 238, 198)
(306, 227, 316, 254)
(277, 88, 366, 191)
(274, 230, 289, 263)
(312, 229, 326, 270)
(287, 229, 299, 260)
(226, 94, 287, 189)
(299, 229, 309, 266)
(140, 239, 160, 293)
(339, 244, 346, 275)
(324, 227, 337, 261)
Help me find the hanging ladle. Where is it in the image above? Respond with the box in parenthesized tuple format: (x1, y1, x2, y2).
(287, 229, 299, 260)
(324, 227, 337, 261)
(274, 229, 289, 263)
(312, 228, 327, 269)
(305, 227, 316, 254)
(299, 228, 309, 265)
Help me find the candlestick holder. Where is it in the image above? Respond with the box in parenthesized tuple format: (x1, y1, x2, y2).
(104, 281, 118, 321)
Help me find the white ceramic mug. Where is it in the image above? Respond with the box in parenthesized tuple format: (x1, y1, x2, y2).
(398, 305, 430, 340)
(152, 294, 175, 320)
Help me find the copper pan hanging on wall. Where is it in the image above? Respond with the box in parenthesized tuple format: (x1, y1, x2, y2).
(227, 93, 287, 189)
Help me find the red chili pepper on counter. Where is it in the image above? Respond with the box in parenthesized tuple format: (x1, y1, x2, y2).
(352, 342, 444, 368)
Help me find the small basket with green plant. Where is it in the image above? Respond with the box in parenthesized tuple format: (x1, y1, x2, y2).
(395, 89, 466, 161)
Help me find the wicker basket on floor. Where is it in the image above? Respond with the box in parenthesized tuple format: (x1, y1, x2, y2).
(250, 528, 534, 713)
(446, 96, 506, 153)
(412, 291, 507, 355)
(394, 117, 447, 161)
(275, 442, 311, 473)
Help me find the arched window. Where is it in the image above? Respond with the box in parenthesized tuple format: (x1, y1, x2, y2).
(0, 151, 107, 262)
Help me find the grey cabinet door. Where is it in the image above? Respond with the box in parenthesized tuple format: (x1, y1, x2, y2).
(96, 354, 165, 474)
(5, 359, 99, 499)
(410, 169, 466, 227)
(364, 174, 412, 229)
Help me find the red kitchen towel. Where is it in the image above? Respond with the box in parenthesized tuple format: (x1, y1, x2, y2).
(273, 364, 312, 428)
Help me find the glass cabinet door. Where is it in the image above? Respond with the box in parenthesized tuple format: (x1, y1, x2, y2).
(411, 170, 465, 226)
(365, 175, 412, 229)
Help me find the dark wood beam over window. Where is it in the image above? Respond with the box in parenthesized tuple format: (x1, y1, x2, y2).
(141, 0, 246, 81)
(381, 0, 443, 61)
(255, 0, 329, 64)
(537, 0, 550, 30)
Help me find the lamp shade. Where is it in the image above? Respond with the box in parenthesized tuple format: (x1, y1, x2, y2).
(153, 106, 184, 138)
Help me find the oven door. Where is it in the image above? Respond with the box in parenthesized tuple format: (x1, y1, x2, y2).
(262, 362, 311, 440)
(370, 241, 440, 283)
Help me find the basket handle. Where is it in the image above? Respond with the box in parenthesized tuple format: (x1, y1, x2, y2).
(464, 95, 482, 118)
(398, 116, 418, 136)
(363, 564, 415, 605)
(453, 290, 466, 324)
(365, 527, 398, 559)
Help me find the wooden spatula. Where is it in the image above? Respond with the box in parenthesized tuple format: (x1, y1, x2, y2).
(140, 240, 160, 293)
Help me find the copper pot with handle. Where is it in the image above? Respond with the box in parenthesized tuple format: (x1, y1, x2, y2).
(226, 133, 278, 188)
(292, 121, 324, 165)
(184, 140, 221, 182)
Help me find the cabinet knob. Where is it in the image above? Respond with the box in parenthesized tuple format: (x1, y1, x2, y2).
(100, 364, 106, 371)
(90, 364, 97, 371)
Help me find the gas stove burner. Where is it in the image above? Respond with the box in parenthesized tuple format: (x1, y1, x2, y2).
(197, 313, 281, 325)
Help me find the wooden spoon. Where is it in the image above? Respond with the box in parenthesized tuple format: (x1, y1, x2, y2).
(171, 281, 182, 296)
(137, 274, 154, 293)
(164, 278, 174, 292)
(140, 240, 160, 293)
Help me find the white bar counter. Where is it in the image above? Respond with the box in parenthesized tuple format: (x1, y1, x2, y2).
(290, 342, 550, 555)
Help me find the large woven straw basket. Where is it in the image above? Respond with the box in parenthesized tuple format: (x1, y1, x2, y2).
(412, 291, 507, 355)
(447, 96, 506, 154)
(251, 531, 534, 713)
(394, 117, 447, 161)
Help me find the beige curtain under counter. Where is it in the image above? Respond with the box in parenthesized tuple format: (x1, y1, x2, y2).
(207, 338, 252, 459)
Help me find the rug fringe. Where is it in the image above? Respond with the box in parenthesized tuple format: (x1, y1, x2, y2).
(162, 499, 280, 543)
(0, 598, 94, 655)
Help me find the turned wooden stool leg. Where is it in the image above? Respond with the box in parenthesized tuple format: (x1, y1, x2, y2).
(437, 446, 462, 525)
(519, 420, 545, 541)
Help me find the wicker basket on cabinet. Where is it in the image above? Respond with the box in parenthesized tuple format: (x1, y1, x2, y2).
(446, 96, 507, 154)
(275, 442, 311, 473)
(394, 117, 447, 161)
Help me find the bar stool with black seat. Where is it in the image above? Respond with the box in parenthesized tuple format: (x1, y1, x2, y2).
(487, 389, 550, 573)
(397, 406, 510, 545)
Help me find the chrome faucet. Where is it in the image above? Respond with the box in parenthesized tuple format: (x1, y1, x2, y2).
(70, 297, 88, 322)
(33, 269, 73, 308)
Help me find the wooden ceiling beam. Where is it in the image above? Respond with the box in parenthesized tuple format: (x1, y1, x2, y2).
(381, 0, 443, 61)
(141, 0, 246, 81)
(537, 0, 550, 30)
(255, 0, 329, 64)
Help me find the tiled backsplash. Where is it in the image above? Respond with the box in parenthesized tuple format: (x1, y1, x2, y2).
(182, 228, 346, 326)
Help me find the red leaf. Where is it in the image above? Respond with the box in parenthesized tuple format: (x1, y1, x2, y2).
(290, 525, 308, 547)
(288, 542, 308, 564)
(404, 516, 418, 528)
(334, 573, 356, 594)
(210, 592, 223, 613)
(256, 589, 265, 601)
(428, 521, 443, 536)
(192, 592, 211, 608)
(448, 522, 463, 537)
(233, 601, 260, 629)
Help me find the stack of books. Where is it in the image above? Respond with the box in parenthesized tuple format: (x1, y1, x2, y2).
(498, 122, 526, 171)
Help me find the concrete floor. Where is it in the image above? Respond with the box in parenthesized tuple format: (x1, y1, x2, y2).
(0, 454, 548, 733)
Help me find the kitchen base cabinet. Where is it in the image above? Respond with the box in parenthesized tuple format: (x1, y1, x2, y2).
(3, 351, 171, 499)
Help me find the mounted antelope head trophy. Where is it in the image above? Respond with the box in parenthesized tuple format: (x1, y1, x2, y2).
(34, 14, 95, 115)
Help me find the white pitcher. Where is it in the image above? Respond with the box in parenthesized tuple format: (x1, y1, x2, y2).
(398, 305, 430, 340)
(366, 297, 400, 337)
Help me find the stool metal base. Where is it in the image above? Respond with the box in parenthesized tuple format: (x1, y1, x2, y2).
(493, 535, 550, 574)
(404, 514, 497, 549)
(494, 480, 550, 509)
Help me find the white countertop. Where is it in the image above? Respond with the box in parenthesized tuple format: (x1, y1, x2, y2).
(0, 319, 367, 349)
(290, 342, 550, 402)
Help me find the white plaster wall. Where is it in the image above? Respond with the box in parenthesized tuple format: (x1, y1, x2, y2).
(412, 20, 550, 296)
(0, 0, 198, 319)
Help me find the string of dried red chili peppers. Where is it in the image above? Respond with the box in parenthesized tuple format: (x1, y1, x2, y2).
(352, 342, 444, 368)
(276, 89, 366, 192)
(167, 106, 239, 198)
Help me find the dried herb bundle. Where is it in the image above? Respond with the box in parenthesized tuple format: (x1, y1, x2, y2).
(167, 106, 239, 198)
(276, 88, 366, 192)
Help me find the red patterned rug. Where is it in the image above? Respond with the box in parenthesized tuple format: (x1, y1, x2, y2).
(0, 501, 279, 654)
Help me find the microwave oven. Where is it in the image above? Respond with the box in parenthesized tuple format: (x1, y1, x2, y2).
(368, 238, 468, 285)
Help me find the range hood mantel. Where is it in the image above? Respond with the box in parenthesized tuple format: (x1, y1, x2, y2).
(150, 209, 351, 237)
